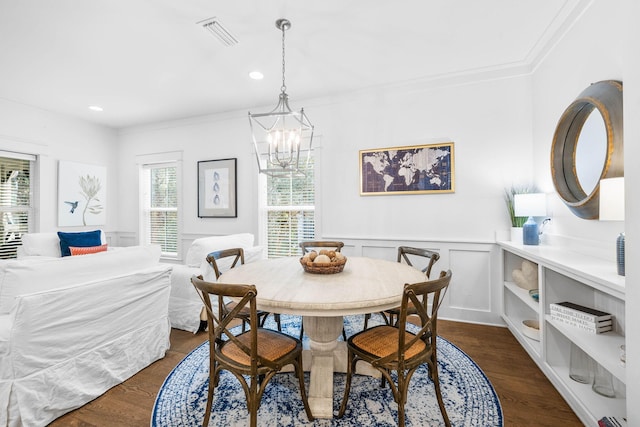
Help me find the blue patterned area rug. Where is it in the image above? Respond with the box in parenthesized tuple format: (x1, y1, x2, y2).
(152, 315, 502, 427)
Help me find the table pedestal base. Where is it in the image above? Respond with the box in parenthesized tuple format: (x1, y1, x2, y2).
(303, 316, 342, 418)
(301, 315, 380, 419)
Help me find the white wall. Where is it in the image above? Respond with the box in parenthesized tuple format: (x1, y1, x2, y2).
(118, 75, 534, 245)
(314, 76, 534, 242)
(116, 111, 262, 253)
(532, 0, 623, 258)
(0, 99, 119, 233)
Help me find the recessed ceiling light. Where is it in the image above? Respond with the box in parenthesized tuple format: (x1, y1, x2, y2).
(88, 105, 103, 112)
(249, 71, 264, 80)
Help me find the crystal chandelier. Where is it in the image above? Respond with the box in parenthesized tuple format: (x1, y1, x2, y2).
(249, 19, 314, 177)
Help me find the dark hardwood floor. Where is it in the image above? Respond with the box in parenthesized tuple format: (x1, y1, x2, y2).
(49, 320, 582, 426)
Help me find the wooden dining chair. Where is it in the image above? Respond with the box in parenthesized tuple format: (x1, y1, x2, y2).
(363, 246, 440, 329)
(299, 240, 344, 254)
(206, 248, 281, 332)
(298, 240, 346, 340)
(191, 275, 314, 427)
(338, 270, 452, 427)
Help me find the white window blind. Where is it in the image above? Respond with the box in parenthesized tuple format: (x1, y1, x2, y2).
(0, 154, 34, 259)
(141, 163, 179, 257)
(264, 157, 315, 258)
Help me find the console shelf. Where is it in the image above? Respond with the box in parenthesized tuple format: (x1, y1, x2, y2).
(499, 242, 626, 426)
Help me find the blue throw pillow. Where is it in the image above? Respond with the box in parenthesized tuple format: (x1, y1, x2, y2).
(58, 230, 102, 257)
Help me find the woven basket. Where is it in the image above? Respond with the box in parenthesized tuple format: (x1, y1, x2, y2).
(299, 257, 347, 274)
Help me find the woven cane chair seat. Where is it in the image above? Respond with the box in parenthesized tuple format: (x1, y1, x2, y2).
(350, 325, 426, 361)
(220, 329, 298, 366)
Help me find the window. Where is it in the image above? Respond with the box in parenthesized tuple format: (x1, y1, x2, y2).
(0, 152, 34, 259)
(140, 162, 179, 258)
(262, 157, 315, 258)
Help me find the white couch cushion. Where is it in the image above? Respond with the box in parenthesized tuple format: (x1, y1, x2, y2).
(18, 231, 107, 258)
(185, 233, 255, 267)
(19, 233, 61, 257)
(0, 245, 160, 314)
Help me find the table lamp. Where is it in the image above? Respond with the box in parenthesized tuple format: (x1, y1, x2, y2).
(599, 177, 625, 276)
(514, 193, 547, 245)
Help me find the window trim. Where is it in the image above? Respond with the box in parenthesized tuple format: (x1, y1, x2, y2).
(137, 151, 182, 260)
(258, 151, 317, 258)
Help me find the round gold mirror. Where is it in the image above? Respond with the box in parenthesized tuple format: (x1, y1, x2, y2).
(550, 80, 623, 219)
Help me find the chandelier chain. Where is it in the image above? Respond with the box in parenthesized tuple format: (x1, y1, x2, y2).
(281, 23, 286, 94)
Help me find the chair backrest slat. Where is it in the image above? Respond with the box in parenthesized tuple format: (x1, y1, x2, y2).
(299, 241, 344, 255)
(191, 275, 266, 370)
(206, 248, 246, 319)
(400, 270, 451, 353)
(206, 247, 245, 279)
(376, 270, 452, 367)
(397, 246, 440, 278)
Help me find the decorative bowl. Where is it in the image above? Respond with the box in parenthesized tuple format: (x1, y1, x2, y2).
(299, 256, 347, 274)
(521, 319, 540, 341)
(529, 289, 539, 302)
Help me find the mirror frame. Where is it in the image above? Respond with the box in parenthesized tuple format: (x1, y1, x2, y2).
(550, 80, 623, 219)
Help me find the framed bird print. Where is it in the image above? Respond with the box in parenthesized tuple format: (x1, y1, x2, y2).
(58, 160, 107, 226)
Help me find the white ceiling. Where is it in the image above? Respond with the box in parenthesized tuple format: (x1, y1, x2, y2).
(0, 0, 585, 129)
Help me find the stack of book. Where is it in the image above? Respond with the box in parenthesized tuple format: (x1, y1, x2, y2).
(550, 302, 614, 334)
(598, 416, 626, 427)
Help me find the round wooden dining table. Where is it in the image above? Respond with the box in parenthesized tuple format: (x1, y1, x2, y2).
(219, 256, 427, 419)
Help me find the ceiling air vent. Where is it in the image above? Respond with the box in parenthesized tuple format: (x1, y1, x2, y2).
(197, 17, 238, 47)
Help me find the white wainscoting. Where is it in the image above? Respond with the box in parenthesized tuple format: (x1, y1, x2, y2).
(331, 236, 504, 327)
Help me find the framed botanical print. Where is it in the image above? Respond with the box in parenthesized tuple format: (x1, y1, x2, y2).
(58, 160, 107, 226)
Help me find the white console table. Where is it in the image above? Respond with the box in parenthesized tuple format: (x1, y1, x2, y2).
(499, 242, 626, 425)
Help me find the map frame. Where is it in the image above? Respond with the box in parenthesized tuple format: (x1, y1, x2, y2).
(359, 142, 455, 196)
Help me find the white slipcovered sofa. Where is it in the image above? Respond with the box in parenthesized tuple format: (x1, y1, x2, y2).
(0, 242, 172, 427)
(169, 233, 264, 333)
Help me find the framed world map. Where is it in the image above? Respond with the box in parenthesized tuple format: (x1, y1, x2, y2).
(359, 142, 455, 195)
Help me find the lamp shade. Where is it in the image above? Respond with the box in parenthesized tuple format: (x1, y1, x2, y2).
(599, 177, 625, 221)
(514, 193, 547, 217)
